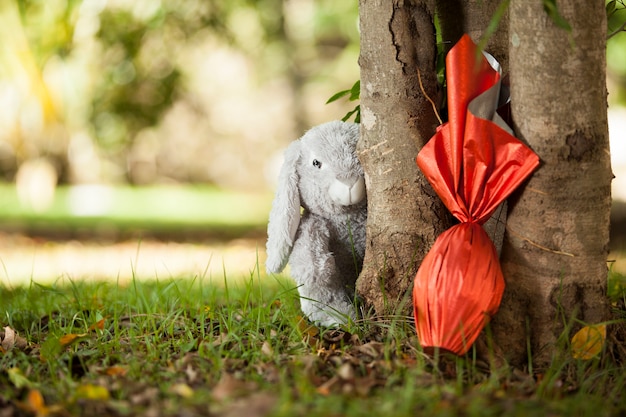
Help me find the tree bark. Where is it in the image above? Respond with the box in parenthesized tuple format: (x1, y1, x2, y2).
(357, 0, 450, 317)
(436, 0, 509, 72)
(492, 0, 612, 369)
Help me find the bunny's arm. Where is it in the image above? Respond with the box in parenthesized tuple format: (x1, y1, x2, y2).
(289, 215, 358, 326)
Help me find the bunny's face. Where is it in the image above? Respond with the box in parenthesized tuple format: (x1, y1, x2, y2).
(297, 121, 365, 216)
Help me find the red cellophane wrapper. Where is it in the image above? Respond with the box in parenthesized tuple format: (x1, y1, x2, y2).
(413, 34, 540, 355)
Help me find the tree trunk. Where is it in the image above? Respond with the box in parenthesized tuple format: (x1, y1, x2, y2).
(436, 0, 509, 72)
(492, 0, 612, 369)
(357, 0, 450, 317)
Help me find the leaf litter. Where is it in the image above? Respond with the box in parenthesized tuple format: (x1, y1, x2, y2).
(1, 282, 625, 417)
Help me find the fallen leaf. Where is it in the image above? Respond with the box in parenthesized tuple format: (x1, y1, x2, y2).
(104, 366, 128, 377)
(261, 341, 274, 357)
(354, 375, 379, 397)
(296, 316, 319, 338)
(170, 383, 194, 398)
(184, 364, 198, 384)
(221, 392, 277, 417)
(88, 318, 106, 331)
(1, 327, 16, 351)
(27, 390, 47, 414)
(1, 326, 27, 351)
(316, 376, 339, 396)
(8, 368, 34, 389)
(212, 372, 257, 401)
(571, 324, 606, 360)
(16, 389, 63, 416)
(59, 333, 88, 347)
(356, 341, 385, 360)
(130, 387, 160, 406)
(75, 384, 110, 401)
(337, 362, 355, 381)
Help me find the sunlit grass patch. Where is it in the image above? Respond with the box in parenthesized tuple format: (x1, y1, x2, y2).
(0, 184, 273, 238)
(0, 237, 265, 287)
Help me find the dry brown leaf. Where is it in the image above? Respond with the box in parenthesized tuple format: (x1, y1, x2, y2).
(185, 364, 199, 384)
(322, 330, 351, 346)
(337, 362, 355, 381)
(220, 392, 277, 417)
(261, 341, 274, 357)
(1, 326, 28, 351)
(316, 376, 340, 396)
(130, 387, 160, 406)
(210, 332, 230, 348)
(212, 372, 257, 401)
(1, 327, 16, 351)
(354, 375, 379, 397)
(356, 341, 385, 359)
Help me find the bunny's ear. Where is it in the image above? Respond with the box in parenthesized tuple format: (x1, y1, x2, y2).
(266, 140, 301, 274)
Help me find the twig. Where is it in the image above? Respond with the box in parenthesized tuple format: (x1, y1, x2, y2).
(525, 186, 548, 195)
(608, 20, 626, 40)
(506, 226, 576, 257)
(417, 67, 443, 125)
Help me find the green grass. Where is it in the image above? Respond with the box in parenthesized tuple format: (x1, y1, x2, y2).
(0, 184, 272, 238)
(1, 268, 625, 416)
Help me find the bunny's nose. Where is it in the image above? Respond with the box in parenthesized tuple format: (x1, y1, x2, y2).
(337, 176, 358, 187)
(330, 176, 366, 206)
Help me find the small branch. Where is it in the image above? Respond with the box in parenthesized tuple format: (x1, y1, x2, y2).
(525, 186, 548, 195)
(417, 67, 443, 125)
(608, 20, 626, 40)
(506, 227, 576, 257)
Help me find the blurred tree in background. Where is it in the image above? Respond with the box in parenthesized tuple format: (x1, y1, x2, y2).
(0, 0, 359, 193)
(1, 0, 625, 196)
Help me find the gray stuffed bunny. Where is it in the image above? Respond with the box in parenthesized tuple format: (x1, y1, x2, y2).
(266, 120, 367, 327)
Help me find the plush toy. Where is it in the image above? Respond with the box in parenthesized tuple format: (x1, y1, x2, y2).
(266, 121, 367, 327)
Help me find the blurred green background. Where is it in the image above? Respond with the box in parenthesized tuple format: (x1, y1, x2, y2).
(0, 0, 624, 241)
(0, 0, 362, 241)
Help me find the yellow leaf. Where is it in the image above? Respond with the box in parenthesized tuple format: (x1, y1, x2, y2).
(8, 367, 34, 389)
(75, 384, 110, 401)
(170, 383, 194, 398)
(571, 324, 606, 360)
(59, 333, 88, 347)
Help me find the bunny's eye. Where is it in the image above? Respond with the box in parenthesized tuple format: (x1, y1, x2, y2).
(312, 159, 322, 169)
